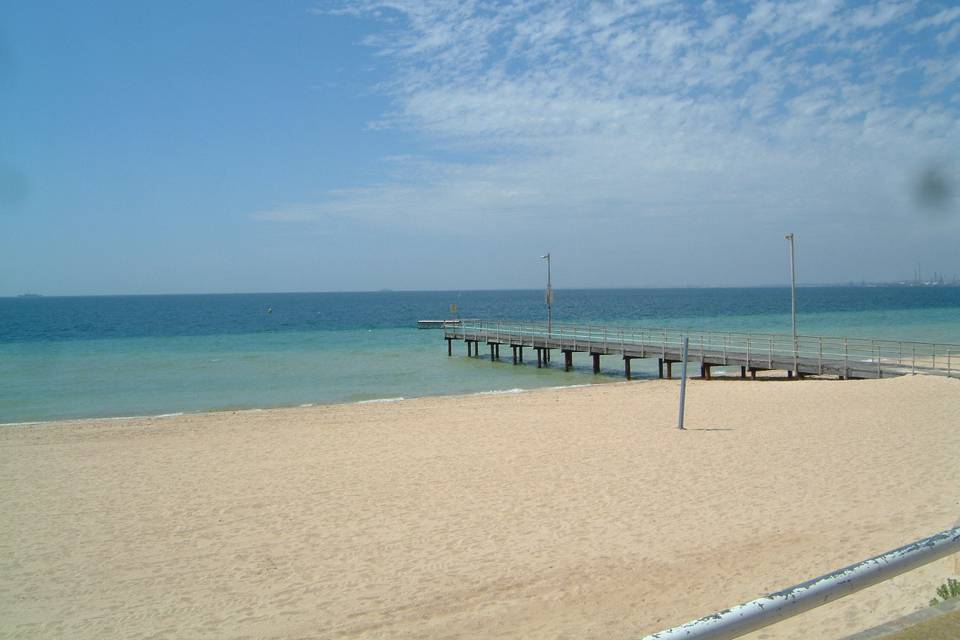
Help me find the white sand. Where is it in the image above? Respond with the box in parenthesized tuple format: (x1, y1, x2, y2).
(1, 375, 958, 639)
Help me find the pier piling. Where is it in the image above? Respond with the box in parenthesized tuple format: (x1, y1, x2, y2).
(624, 356, 632, 380)
(592, 353, 601, 374)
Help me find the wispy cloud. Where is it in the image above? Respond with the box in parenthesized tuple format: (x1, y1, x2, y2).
(293, 1, 959, 247)
(910, 5, 960, 31)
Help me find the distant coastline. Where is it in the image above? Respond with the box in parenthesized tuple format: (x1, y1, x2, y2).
(845, 280, 960, 288)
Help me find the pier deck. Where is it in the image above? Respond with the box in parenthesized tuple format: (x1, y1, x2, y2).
(441, 320, 960, 380)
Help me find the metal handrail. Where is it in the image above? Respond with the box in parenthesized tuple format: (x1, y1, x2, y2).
(644, 526, 960, 640)
(452, 319, 952, 347)
(447, 321, 958, 354)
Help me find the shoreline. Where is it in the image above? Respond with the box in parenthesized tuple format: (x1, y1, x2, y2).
(0, 378, 619, 428)
(2, 375, 958, 639)
(0, 367, 826, 428)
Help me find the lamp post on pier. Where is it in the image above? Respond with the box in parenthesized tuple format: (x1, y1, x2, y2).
(541, 253, 553, 336)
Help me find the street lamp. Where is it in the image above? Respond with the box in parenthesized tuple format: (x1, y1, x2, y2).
(541, 253, 553, 335)
(785, 233, 797, 371)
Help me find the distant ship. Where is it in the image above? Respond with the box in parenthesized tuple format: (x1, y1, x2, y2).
(17, 293, 43, 298)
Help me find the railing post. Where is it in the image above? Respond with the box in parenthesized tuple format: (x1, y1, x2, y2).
(723, 335, 727, 364)
(746, 334, 751, 369)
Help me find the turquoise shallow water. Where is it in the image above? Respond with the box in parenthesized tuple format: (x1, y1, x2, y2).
(2, 288, 959, 423)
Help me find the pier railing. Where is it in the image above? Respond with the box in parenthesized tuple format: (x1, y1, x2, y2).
(444, 320, 960, 379)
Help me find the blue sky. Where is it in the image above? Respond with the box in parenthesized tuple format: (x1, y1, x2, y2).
(1, 1, 958, 295)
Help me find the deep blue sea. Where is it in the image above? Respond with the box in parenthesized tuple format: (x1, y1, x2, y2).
(2, 287, 959, 423)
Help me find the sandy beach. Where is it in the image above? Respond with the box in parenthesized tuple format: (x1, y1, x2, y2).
(2, 374, 958, 639)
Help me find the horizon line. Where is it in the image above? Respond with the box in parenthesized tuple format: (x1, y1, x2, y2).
(2, 281, 943, 299)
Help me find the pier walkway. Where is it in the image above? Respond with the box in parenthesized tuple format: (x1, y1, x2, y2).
(441, 320, 960, 380)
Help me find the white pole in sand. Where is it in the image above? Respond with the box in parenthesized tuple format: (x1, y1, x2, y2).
(678, 337, 689, 430)
(785, 233, 797, 374)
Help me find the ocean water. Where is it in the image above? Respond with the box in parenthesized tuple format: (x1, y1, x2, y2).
(2, 287, 959, 424)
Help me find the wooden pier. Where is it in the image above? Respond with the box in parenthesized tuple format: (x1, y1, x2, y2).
(440, 320, 960, 380)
